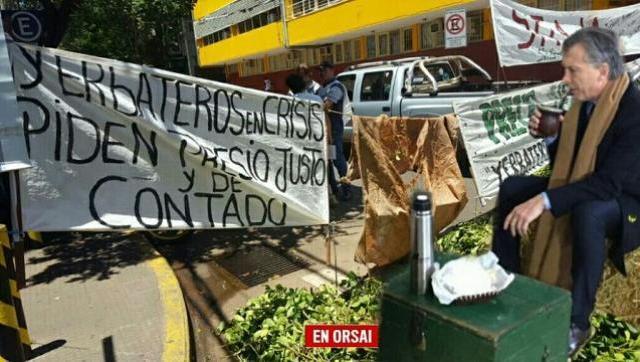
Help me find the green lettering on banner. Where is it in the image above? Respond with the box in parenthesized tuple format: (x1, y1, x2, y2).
(498, 97, 514, 139)
(480, 102, 500, 144)
(479, 90, 535, 144)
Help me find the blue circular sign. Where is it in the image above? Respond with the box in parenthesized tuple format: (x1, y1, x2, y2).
(11, 11, 41, 42)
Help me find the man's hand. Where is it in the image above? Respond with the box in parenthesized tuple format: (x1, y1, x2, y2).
(529, 108, 564, 138)
(529, 109, 543, 138)
(503, 194, 546, 237)
(323, 99, 334, 112)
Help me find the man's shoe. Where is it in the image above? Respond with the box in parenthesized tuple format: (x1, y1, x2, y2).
(329, 194, 339, 208)
(568, 323, 593, 357)
(339, 185, 353, 202)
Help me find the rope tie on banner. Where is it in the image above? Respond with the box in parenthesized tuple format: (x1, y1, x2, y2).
(0, 225, 31, 362)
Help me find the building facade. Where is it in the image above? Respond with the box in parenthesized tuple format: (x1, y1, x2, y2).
(193, 0, 639, 93)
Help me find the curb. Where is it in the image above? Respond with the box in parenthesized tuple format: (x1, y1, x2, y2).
(139, 236, 190, 362)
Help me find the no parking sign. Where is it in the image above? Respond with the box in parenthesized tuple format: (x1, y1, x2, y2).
(1, 10, 46, 44)
(445, 9, 466, 49)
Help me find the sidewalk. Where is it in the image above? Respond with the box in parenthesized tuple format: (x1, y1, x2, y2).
(20, 232, 189, 361)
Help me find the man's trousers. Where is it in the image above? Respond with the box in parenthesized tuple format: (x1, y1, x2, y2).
(492, 176, 621, 329)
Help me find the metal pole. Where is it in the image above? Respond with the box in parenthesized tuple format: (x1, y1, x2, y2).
(280, 0, 289, 48)
(182, 17, 197, 76)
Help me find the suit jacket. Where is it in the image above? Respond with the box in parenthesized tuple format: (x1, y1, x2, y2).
(545, 82, 640, 274)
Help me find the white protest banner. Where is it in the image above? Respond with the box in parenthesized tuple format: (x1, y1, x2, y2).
(445, 9, 467, 49)
(0, 21, 31, 172)
(491, 0, 640, 67)
(455, 58, 640, 199)
(454, 82, 568, 198)
(9, 44, 329, 231)
(629, 57, 640, 83)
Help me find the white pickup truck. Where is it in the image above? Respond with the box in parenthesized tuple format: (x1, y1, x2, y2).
(336, 55, 540, 174)
(338, 55, 541, 119)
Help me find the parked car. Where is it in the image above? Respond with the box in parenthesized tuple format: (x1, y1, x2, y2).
(336, 56, 540, 175)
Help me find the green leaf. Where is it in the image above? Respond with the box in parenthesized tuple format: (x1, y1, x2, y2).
(219, 275, 381, 360)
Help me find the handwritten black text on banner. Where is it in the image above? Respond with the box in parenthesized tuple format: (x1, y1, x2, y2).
(11, 44, 329, 231)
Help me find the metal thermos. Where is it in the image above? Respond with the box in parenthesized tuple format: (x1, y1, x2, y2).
(410, 191, 435, 295)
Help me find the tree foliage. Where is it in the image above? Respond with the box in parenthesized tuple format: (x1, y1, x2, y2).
(15, 0, 195, 71)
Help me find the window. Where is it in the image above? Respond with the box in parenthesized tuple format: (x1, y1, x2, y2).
(334, 43, 343, 63)
(317, 45, 332, 63)
(292, 0, 303, 16)
(420, 23, 428, 49)
(239, 19, 252, 34)
(389, 30, 400, 55)
(242, 59, 265, 77)
(366, 35, 376, 59)
(200, 27, 231, 46)
(305, 0, 315, 14)
(420, 18, 443, 50)
(285, 50, 304, 69)
(343, 41, 352, 63)
(565, 0, 591, 10)
(252, 16, 261, 29)
(237, 8, 280, 35)
(378, 33, 389, 56)
(306, 48, 318, 65)
(609, 0, 637, 6)
(337, 74, 356, 101)
(361, 71, 393, 101)
(402, 28, 413, 53)
(353, 39, 361, 60)
(269, 54, 289, 72)
(467, 11, 483, 43)
(267, 8, 281, 23)
(515, 0, 538, 6)
(343, 39, 360, 62)
(291, 0, 343, 18)
(226, 63, 239, 74)
(426, 63, 454, 82)
(538, 0, 563, 9)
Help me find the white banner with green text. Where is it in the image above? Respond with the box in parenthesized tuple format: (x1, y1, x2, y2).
(454, 82, 565, 199)
(455, 60, 640, 199)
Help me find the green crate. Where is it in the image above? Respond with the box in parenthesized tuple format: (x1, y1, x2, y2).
(379, 265, 571, 361)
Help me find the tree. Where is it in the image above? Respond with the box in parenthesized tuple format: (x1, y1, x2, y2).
(15, 0, 195, 71)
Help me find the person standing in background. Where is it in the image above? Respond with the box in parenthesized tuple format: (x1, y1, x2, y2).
(297, 63, 321, 95)
(286, 73, 339, 206)
(318, 60, 351, 202)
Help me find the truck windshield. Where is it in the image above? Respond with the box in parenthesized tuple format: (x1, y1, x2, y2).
(337, 74, 356, 101)
(361, 71, 392, 101)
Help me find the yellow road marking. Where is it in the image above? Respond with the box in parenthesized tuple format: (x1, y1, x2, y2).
(0, 303, 19, 328)
(145, 242, 189, 362)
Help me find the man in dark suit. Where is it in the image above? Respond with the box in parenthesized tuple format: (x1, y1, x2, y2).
(492, 27, 640, 356)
